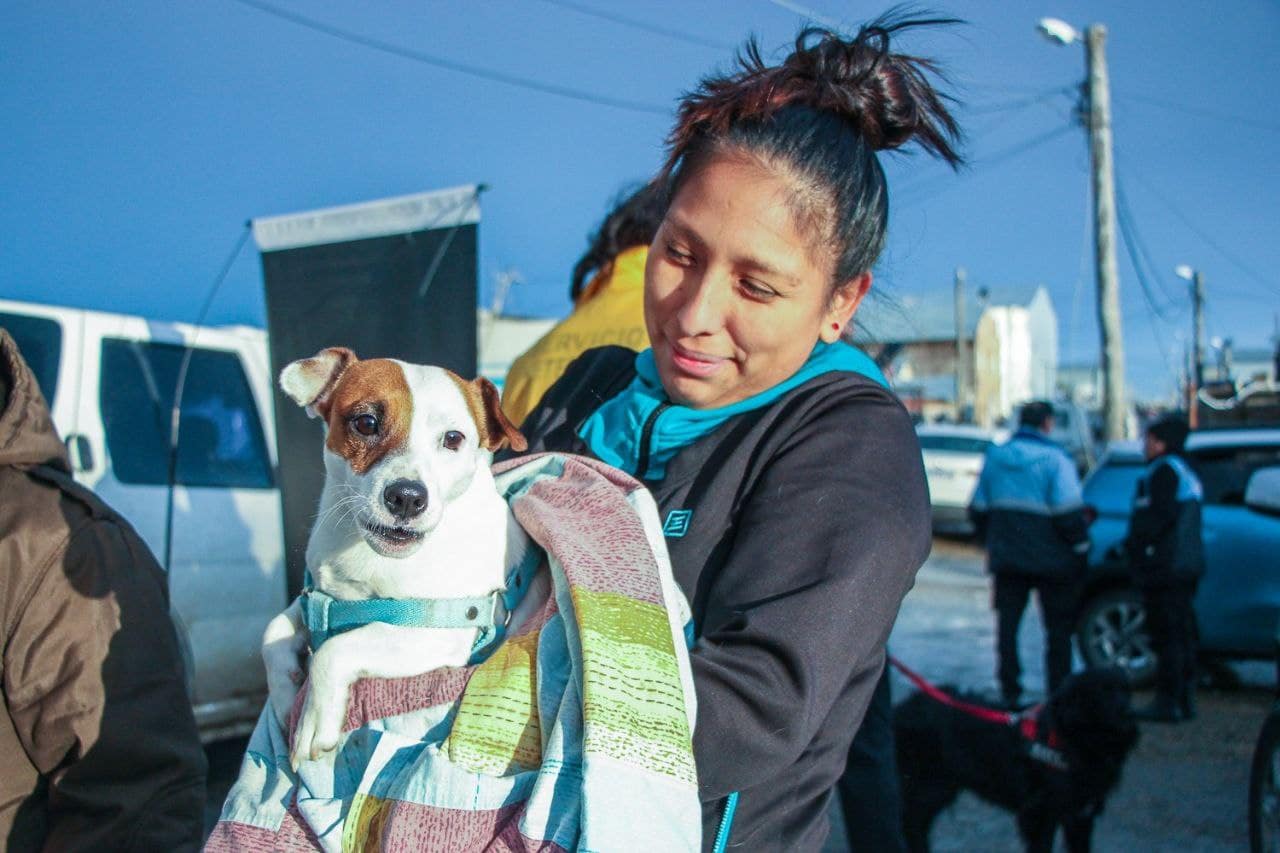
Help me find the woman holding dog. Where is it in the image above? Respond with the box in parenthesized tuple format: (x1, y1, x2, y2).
(509, 14, 961, 850)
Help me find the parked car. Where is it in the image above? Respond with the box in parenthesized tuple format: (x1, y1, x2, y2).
(1074, 428, 1280, 686)
(1011, 399, 1100, 475)
(0, 299, 287, 742)
(916, 423, 1008, 536)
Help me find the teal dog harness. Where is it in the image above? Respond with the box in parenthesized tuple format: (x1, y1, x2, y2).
(300, 550, 541, 665)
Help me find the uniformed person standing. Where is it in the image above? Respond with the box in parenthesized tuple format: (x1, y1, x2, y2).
(1125, 413, 1204, 722)
(970, 401, 1091, 707)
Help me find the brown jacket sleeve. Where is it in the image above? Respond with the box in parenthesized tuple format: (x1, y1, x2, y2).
(3, 514, 207, 852)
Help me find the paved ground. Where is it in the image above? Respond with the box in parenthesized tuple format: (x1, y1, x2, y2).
(204, 537, 1272, 850)
(822, 537, 1270, 852)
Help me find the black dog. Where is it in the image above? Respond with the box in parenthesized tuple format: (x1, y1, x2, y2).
(894, 667, 1139, 853)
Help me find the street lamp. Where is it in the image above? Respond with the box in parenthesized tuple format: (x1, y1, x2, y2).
(1037, 16, 1127, 441)
(1036, 17, 1080, 46)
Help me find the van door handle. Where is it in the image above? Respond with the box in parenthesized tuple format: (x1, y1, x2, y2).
(65, 434, 94, 471)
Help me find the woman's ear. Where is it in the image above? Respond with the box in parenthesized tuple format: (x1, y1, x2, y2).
(821, 272, 872, 343)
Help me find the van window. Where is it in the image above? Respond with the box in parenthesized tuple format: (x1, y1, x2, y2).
(99, 339, 273, 488)
(0, 311, 62, 403)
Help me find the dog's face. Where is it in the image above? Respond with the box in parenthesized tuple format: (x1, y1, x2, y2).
(280, 347, 526, 559)
(1049, 666, 1140, 759)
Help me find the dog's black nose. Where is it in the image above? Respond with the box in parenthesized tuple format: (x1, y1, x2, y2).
(383, 479, 428, 520)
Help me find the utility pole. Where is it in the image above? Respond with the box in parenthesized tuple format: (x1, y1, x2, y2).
(1190, 269, 1206, 388)
(954, 266, 968, 423)
(1084, 24, 1127, 441)
(1191, 269, 1205, 427)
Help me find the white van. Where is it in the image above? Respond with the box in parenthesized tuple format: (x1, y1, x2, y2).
(0, 299, 286, 742)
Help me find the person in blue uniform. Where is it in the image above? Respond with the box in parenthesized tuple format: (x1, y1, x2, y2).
(969, 400, 1090, 707)
(1125, 413, 1204, 722)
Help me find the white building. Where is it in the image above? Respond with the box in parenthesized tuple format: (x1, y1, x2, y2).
(973, 286, 1058, 428)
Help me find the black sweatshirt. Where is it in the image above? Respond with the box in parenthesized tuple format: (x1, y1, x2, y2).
(503, 347, 930, 851)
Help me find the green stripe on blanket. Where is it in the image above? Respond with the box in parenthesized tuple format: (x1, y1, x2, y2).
(573, 589, 697, 786)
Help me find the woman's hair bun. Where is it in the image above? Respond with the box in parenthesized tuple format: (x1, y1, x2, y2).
(668, 11, 962, 169)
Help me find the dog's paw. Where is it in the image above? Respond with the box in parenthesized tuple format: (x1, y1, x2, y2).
(289, 682, 347, 771)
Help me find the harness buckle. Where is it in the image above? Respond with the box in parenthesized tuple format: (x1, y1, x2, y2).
(492, 592, 513, 630)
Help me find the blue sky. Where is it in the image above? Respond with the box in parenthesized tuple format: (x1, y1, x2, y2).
(4, 1, 1278, 400)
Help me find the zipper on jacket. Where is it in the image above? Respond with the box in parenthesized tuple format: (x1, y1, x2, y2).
(712, 791, 739, 853)
(634, 402, 670, 480)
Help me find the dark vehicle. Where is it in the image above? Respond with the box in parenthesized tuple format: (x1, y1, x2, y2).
(1074, 429, 1280, 686)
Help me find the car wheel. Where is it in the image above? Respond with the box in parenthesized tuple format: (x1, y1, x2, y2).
(1250, 707, 1280, 853)
(1075, 588, 1157, 687)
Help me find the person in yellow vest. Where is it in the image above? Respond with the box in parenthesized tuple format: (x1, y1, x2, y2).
(501, 181, 664, 425)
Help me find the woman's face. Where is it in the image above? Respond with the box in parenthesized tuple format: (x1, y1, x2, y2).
(645, 155, 869, 409)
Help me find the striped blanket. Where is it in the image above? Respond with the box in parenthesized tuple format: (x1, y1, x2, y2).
(206, 453, 700, 852)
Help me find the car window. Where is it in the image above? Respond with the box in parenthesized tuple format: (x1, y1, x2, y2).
(0, 311, 62, 403)
(1189, 445, 1280, 506)
(918, 435, 993, 454)
(1083, 460, 1145, 514)
(99, 338, 273, 488)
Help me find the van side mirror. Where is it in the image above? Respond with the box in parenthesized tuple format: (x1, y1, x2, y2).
(64, 433, 94, 472)
(1245, 467, 1280, 517)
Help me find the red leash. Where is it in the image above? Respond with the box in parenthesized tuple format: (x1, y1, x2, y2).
(888, 655, 1018, 726)
(887, 655, 1062, 754)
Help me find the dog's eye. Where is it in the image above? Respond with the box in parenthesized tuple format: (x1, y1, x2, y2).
(443, 430, 465, 451)
(351, 414, 379, 436)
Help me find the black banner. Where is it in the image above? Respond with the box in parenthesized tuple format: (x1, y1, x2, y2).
(254, 187, 480, 595)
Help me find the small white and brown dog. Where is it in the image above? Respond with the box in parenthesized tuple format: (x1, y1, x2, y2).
(261, 346, 537, 770)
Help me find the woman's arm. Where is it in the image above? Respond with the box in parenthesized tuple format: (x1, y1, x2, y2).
(688, 391, 930, 799)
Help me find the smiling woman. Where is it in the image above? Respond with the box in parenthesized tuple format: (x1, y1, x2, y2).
(502, 12, 963, 852)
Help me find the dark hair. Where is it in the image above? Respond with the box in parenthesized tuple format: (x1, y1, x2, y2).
(570, 181, 667, 302)
(1147, 413, 1190, 453)
(660, 12, 963, 293)
(1020, 400, 1055, 429)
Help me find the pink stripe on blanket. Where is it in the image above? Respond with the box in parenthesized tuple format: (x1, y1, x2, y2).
(282, 583, 561, 735)
(494, 452, 643, 495)
(357, 800, 568, 852)
(204, 805, 322, 851)
(512, 457, 665, 605)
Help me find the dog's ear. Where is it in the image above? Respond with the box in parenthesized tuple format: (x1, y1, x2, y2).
(279, 347, 357, 419)
(469, 376, 527, 452)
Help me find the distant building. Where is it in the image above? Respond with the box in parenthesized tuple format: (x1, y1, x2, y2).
(476, 309, 556, 390)
(1228, 345, 1277, 387)
(855, 284, 1057, 426)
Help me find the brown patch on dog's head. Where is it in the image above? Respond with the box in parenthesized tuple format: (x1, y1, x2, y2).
(447, 373, 527, 452)
(321, 359, 414, 475)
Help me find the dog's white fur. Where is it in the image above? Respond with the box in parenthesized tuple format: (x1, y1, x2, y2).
(262, 348, 538, 770)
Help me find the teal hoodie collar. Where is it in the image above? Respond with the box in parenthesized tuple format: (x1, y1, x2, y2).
(578, 340, 887, 480)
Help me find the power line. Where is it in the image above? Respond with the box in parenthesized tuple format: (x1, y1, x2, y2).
(1113, 175, 1177, 319)
(1115, 185, 1182, 394)
(896, 122, 1075, 202)
(1064, 133, 1092, 366)
(228, 0, 672, 116)
(762, 0, 843, 30)
(1117, 92, 1280, 134)
(534, 0, 733, 51)
(965, 85, 1075, 116)
(1117, 147, 1280, 298)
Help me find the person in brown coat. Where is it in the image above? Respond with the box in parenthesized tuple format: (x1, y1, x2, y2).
(0, 328, 207, 851)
